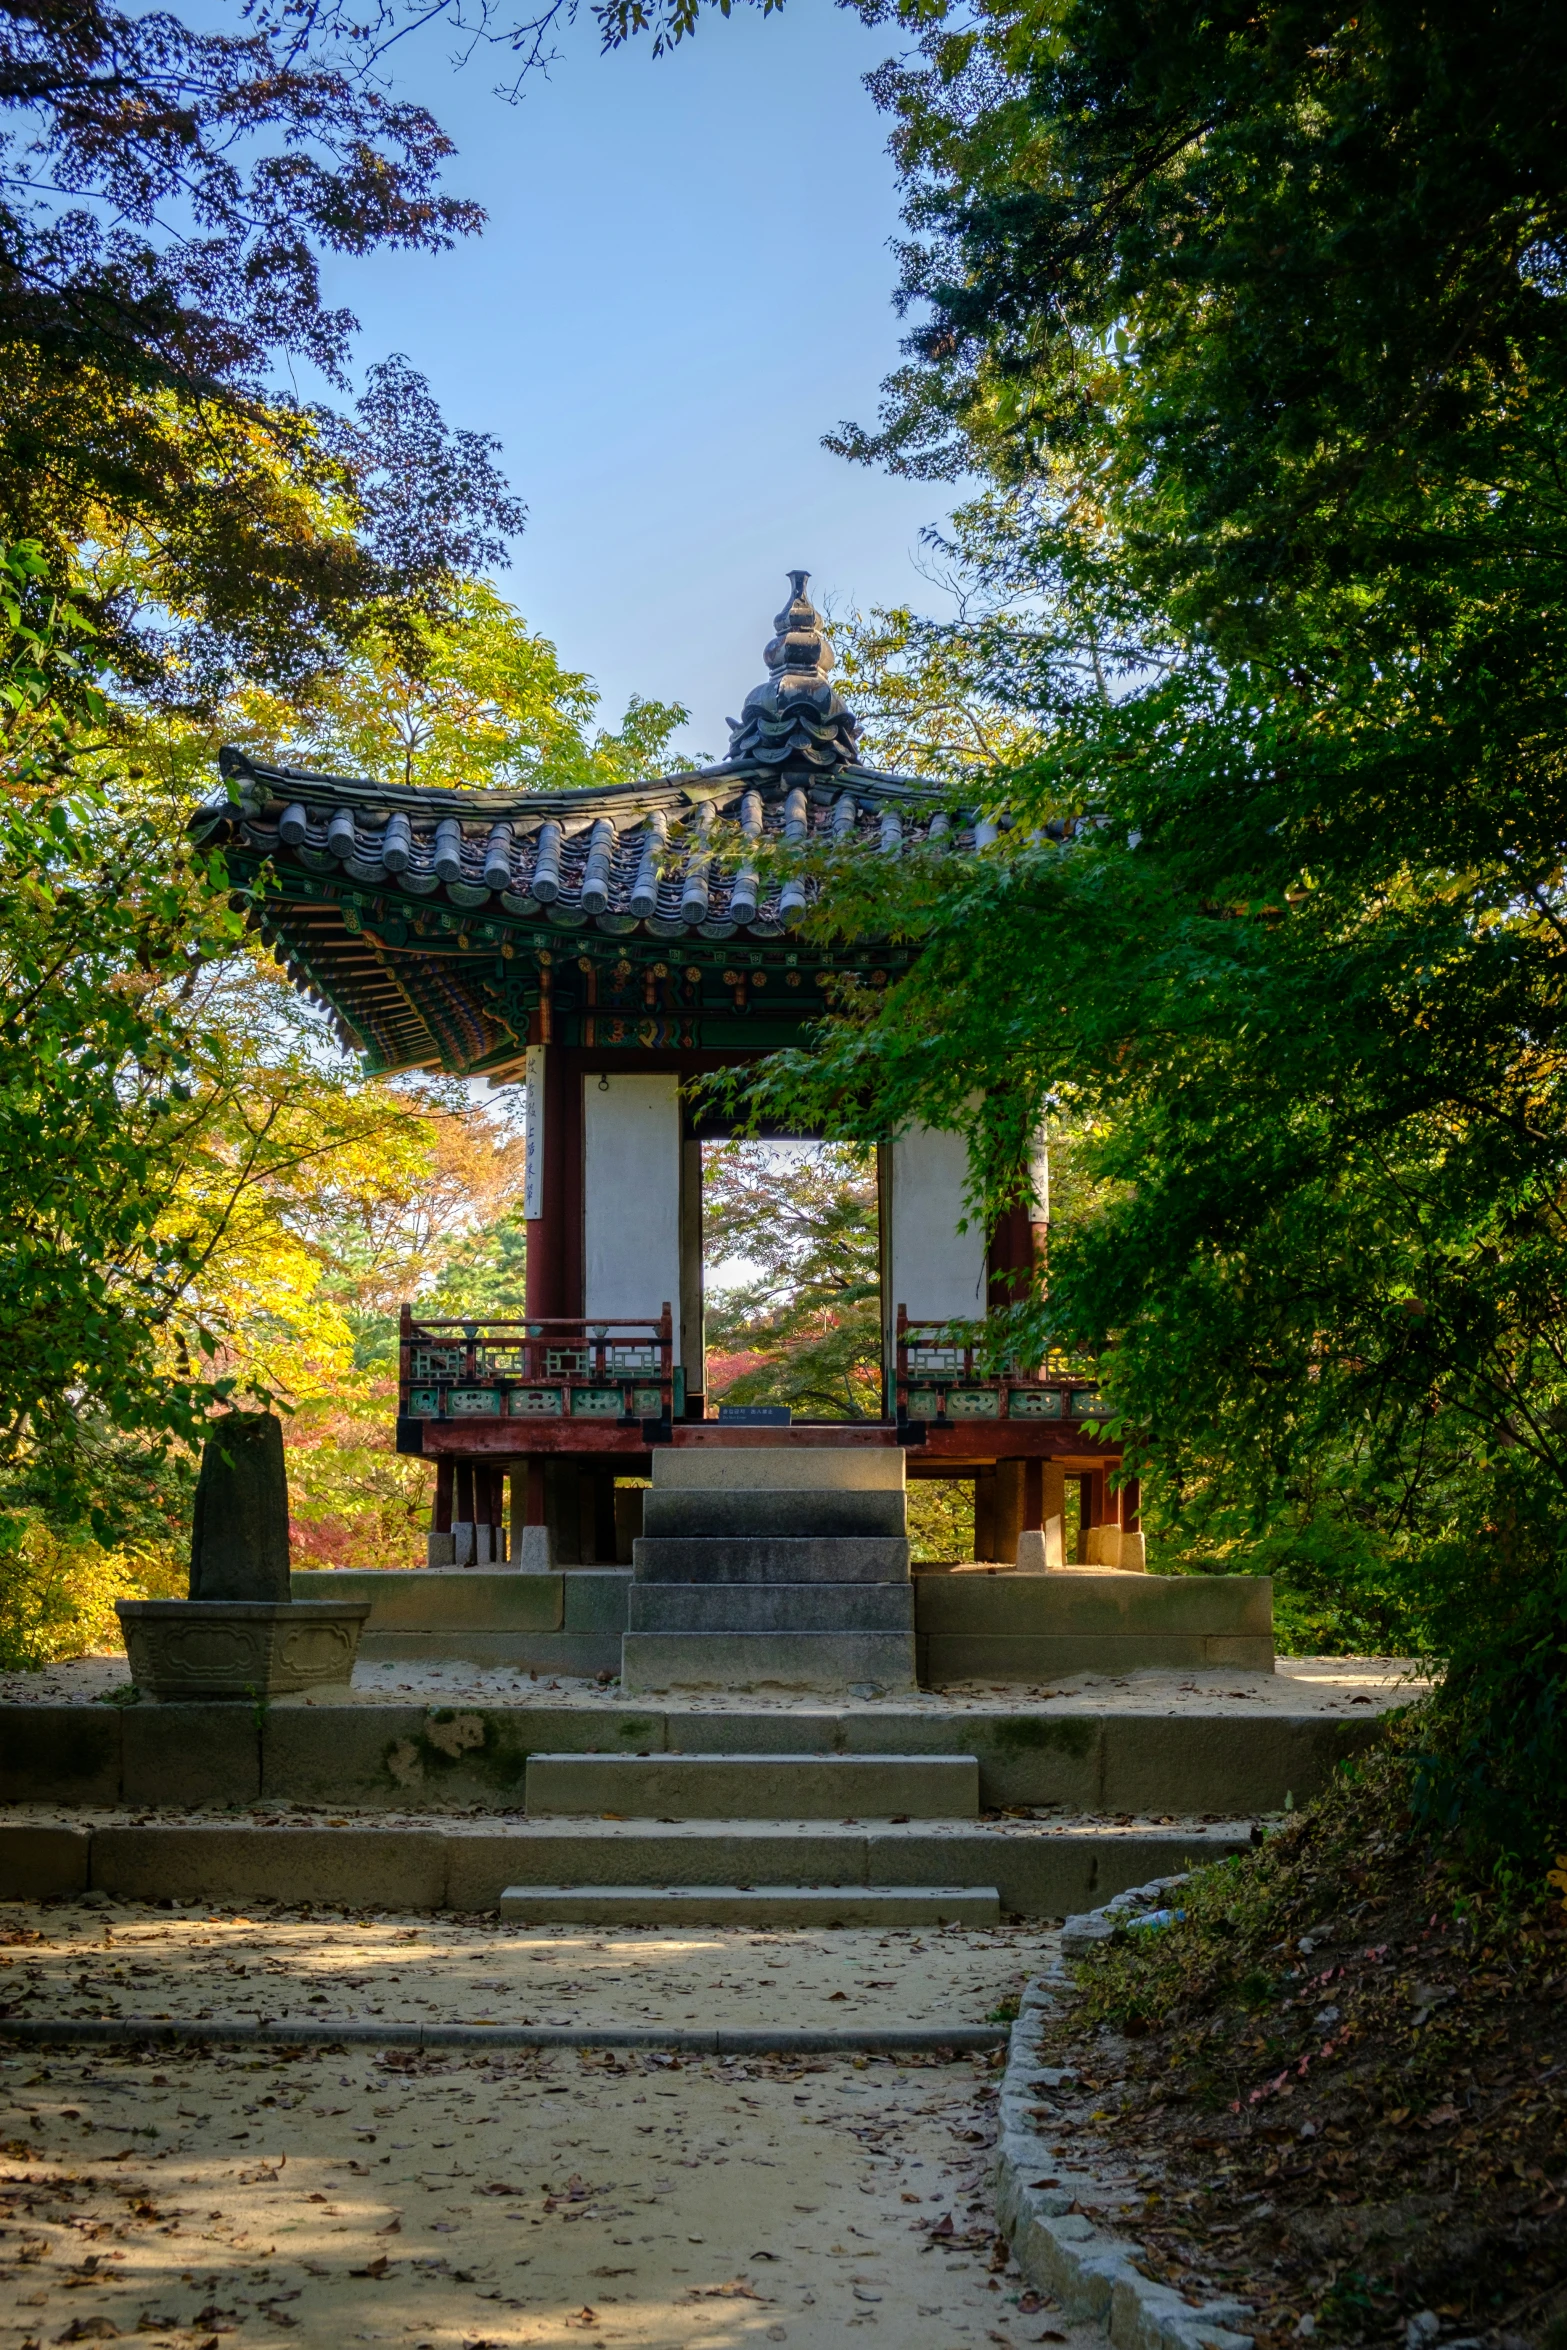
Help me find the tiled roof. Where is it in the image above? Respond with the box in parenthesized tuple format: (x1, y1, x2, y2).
(199, 749, 978, 942)
(193, 574, 1003, 944)
(190, 577, 1009, 1075)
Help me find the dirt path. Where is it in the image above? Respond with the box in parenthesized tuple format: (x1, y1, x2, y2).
(0, 1902, 1098, 2349)
(1, 1906, 1040, 2033)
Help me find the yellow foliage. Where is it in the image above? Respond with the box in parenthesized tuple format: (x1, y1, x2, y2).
(0, 1519, 184, 1669)
(214, 577, 690, 793)
(138, 949, 525, 1406)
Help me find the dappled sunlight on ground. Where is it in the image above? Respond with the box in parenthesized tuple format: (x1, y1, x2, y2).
(0, 1910, 1038, 2032)
(0, 1906, 1103, 2349)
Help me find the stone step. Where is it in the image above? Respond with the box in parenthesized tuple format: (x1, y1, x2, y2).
(625, 1583, 915, 1633)
(496, 1883, 999, 1926)
(641, 1489, 907, 1538)
(653, 1446, 905, 1491)
(0, 1814, 1253, 1913)
(523, 1750, 978, 1819)
(1, 1695, 1384, 1816)
(620, 1629, 918, 1695)
(632, 1536, 910, 1584)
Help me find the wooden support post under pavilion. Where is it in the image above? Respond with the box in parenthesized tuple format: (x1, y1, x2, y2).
(429, 1458, 455, 1569)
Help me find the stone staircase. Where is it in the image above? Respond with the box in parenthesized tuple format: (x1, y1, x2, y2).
(498, 1743, 998, 1925)
(622, 1443, 916, 1694)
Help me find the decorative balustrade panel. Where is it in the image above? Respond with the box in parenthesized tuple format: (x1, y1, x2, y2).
(894, 1310, 1102, 1429)
(398, 1307, 675, 1427)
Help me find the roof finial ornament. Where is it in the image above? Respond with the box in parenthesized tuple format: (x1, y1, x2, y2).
(724, 571, 860, 776)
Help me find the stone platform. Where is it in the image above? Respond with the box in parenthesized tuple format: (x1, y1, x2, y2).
(339, 1445, 1273, 1694)
(290, 1563, 1276, 1682)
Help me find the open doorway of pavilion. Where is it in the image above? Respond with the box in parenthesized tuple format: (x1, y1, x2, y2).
(695, 1136, 987, 1564)
(699, 1137, 880, 1421)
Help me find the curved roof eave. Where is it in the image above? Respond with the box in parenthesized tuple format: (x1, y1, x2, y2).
(203, 745, 948, 830)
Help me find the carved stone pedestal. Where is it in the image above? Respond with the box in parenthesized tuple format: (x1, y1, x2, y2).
(115, 1600, 369, 1702)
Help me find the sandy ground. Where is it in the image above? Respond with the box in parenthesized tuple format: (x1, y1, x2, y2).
(0, 1907, 1097, 2350)
(0, 1654, 1425, 1714)
(0, 1908, 1042, 2033)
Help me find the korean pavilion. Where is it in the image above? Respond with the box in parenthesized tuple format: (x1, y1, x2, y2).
(197, 575, 1136, 1580)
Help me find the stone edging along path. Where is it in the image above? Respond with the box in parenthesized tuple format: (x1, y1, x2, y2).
(994, 1899, 1257, 2350)
(0, 2016, 1004, 2055)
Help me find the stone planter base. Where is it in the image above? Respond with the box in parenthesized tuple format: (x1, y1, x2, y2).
(115, 1601, 370, 1702)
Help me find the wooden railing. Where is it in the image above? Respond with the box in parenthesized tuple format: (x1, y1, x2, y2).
(894, 1306, 1103, 1427)
(399, 1304, 675, 1427)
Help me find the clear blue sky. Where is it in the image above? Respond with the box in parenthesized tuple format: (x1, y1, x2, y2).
(320, 2, 953, 763)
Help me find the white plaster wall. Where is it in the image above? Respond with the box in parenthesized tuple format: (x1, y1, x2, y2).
(888, 1123, 987, 1322)
(583, 1072, 682, 1322)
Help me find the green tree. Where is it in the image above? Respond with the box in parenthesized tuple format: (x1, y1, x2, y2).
(0, 5, 530, 696)
(831, 599, 1040, 781)
(686, 0, 1567, 1865)
(225, 578, 690, 791)
(702, 1141, 883, 1421)
(0, 545, 246, 1503)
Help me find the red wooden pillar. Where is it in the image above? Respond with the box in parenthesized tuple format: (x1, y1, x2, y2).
(433, 1459, 454, 1534)
(972, 1469, 997, 1565)
(1121, 1474, 1141, 1533)
(525, 1043, 582, 1323)
(1023, 1456, 1044, 1530)
(986, 1205, 1040, 1310)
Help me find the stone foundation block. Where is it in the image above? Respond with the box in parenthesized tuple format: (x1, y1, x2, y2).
(915, 1571, 1271, 1641)
(0, 1824, 91, 1898)
(632, 1536, 910, 1584)
(642, 1489, 907, 1539)
(653, 1447, 904, 1492)
(262, 1703, 668, 1810)
(626, 1582, 914, 1633)
(515, 1523, 554, 1572)
(481, 1820, 866, 1890)
(290, 1571, 564, 1631)
(355, 1631, 623, 1672)
(89, 1824, 448, 1909)
(919, 1633, 1276, 1681)
(561, 1571, 633, 1632)
(0, 1707, 121, 1804)
(123, 1705, 260, 1807)
(496, 1883, 997, 1926)
(1096, 1711, 1383, 1815)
